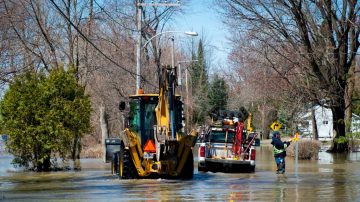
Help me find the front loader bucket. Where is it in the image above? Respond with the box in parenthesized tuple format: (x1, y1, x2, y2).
(173, 130, 198, 177)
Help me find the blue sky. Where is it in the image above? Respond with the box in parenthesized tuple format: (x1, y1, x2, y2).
(174, 0, 231, 71)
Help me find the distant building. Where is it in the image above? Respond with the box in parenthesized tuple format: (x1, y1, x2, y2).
(0, 134, 7, 152)
(297, 105, 360, 140)
(351, 114, 360, 133)
(1, 134, 8, 141)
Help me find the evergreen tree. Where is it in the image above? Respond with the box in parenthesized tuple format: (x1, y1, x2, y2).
(208, 74, 228, 111)
(191, 40, 207, 91)
(191, 39, 209, 125)
(0, 67, 91, 171)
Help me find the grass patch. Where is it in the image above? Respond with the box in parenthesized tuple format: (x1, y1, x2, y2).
(287, 139, 321, 160)
(81, 144, 103, 158)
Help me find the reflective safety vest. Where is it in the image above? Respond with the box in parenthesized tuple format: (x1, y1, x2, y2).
(273, 143, 287, 156)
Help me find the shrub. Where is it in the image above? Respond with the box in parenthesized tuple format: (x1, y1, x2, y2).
(286, 139, 321, 160)
(345, 132, 360, 151)
(0, 67, 91, 171)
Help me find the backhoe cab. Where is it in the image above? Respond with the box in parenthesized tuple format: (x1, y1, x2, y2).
(106, 66, 197, 179)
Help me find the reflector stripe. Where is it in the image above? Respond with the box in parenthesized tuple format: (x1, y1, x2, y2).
(144, 139, 156, 153)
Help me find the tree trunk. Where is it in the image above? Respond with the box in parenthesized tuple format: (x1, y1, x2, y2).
(72, 134, 81, 170)
(36, 151, 51, 171)
(264, 125, 271, 139)
(311, 107, 318, 140)
(329, 105, 347, 152)
(66, 0, 74, 65)
(43, 155, 51, 171)
(100, 105, 109, 162)
(258, 102, 269, 139)
(83, 0, 93, 86)
(261, 107, 265, 140)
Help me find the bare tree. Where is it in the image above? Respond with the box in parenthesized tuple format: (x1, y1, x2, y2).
(217, 0, 360, 151)
(0, 0, 193, 158)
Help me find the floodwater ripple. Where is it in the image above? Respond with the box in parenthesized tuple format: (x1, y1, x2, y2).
(1, 147, 360, 201)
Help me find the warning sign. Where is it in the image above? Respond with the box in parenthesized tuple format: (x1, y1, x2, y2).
(270, 121, 282, 131)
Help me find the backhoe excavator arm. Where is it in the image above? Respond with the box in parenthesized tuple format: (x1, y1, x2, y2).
(155, 66, 176, 140)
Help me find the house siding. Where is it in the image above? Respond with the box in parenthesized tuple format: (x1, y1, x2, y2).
(298, 105, 360, 140)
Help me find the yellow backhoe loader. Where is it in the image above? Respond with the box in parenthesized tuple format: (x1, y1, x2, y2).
(105, 65, 197, 179)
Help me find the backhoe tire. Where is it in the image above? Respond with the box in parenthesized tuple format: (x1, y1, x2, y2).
(179, 151, 194, 180)
(111, 152, 120, 175)
(119, 144, 138, 179)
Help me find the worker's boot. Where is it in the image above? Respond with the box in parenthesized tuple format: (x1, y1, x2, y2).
(276, 163, 281, 174)
(278, 161, 285, 174)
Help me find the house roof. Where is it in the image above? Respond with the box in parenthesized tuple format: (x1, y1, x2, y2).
(352, 113, 360, 120)
(298, 106, 360, 121)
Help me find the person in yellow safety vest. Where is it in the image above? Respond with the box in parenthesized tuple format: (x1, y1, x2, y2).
(271, 131, 291, 174)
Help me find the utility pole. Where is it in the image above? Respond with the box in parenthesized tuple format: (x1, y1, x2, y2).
(178, 60, 198, 134)
(185, 66, 190, 134)
(171, 36, 175, 70)
(135, 0, 180, 94)
(136, 0, 142, 93)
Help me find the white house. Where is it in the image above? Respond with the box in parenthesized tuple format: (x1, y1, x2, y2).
(297, 105, 360, 140)
(351, 113, 360, 133)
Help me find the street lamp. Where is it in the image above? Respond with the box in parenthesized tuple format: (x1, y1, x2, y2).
(137, 31, 198, 93)
(141, 31, 198, 51)
(135, 1, 181, 94)
(140, 31, 198, 139)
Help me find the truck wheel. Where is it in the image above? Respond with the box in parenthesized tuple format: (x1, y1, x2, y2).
(119, 144, 138, 179)
(179, 151, 194, 179)
(111, 152, 120, 175)
(249, 165, 255, 172)
(198, 166, 208, 172)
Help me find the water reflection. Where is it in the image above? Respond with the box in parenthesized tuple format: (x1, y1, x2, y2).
(1, 146, 360, 201)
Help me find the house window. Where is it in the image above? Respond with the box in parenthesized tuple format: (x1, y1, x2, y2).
(323, 121, 328, 124)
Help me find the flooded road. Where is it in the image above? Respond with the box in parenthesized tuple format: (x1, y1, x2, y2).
(1, 145, 360, 201)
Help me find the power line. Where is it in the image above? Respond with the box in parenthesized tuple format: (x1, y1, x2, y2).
(49, 0, 156, 88)
(93, 0, 136, 32)
(93, 0, 174, 34)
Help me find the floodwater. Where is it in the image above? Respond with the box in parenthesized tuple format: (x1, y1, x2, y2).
(1, 144, 360, 201)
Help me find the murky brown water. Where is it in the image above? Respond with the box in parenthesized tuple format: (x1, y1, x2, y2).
(1, 145, 360, 201)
